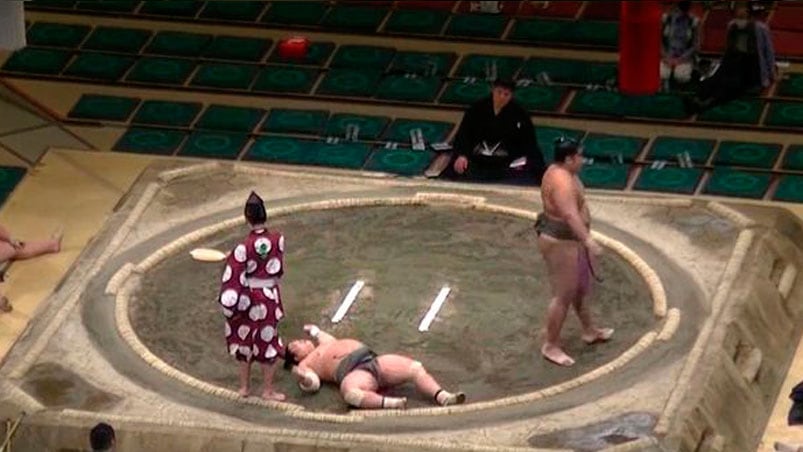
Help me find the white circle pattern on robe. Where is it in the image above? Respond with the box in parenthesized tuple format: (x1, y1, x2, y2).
(237, 294, 251, 311)
(221, 265, 232, 283)
(239, 271, 247, 286)
(229, 343, 239, 355)
(275, 306, 284, 321)
(249, 304, 268, 321)
(262, 287, 277, 300)
(252, 344, 259, 356)
(266, 257, 281, 275)
(233, 244, 247, 263)
(278, 235, 285, 253)
(238, 345, 252, 359)
(246, 260, 257, 273)
(264, 345, 278, 359)
(260, 326, 275, 343)
(221, 307, 234, 318)
(237, 325, 251, 340)
(278, 337, 284, 348)
(224, 323, 231, 337)
(254, 237, 271, 254)
(220, 289, 238, 308)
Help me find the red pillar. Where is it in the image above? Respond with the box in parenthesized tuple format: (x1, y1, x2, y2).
(618, 0, 663, 95)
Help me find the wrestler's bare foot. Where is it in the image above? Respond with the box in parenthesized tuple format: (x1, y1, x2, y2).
(51, 227, 64, 253)
(238, 386, 250, 397)
(0, 296, 11, 313)
(261, 390, 286, 402)
(582, 328, 614, 345)
(541, 344, 575, 367)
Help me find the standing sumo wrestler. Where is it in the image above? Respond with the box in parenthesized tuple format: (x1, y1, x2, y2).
(218, 192, 287, 401)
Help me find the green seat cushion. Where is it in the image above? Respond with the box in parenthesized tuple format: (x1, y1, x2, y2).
(330, 45, 395, 71)
(190, 63, 259, 90)
(438, 80, 491, 105)
(704, 168, 771, 199)
(262, 109, 329, 135)
(697, 98, 765, 124)
(125, 57, 196, 84)
(568, 90, 623, 116)
(389, 51, 456, 77)
(510, 19, 618, 47)
(324, 114, 390, 140)
(27, 0, 77, 9)
(375, 75, 441, 102)
(199, 1, 266, 21)
(582, 134, 646, 162)
(515, 85, 566, 112)
(202, 36, 271, 62)
(322, 5, 387, 31)
(714, 141, 781, 169)
(634, 167, 703, 194)
(75, 0, 139, 13)
(647, 137, 715, 164)
(521, 58, 617, 85)
(384, 9, 449, 35)
(579, 164, 630, 190)
(63, 52, 135, 81)
(765, 102, 803, 128)
(113, 127, 187, 155)
(455, 55, 525, 80)
(145, 31, 212, 58)
(624, 94, 687, 120)
(778, 73, 803, 98)
(365, 148, 434, 176)
(178, 131, 249, 160)
(138, 0, 202, 17)
(246, 137, 372, 169)
(267, 41, 335, 66)
(383, 119, 453, 143)
(82, 26, 151, 53)
(196, 105, 265, 132)
(2, 48, 72, 75)
(252, 66, 319, 93)
(536, 126, 585, 164)
(445, 14, 508, 38)
(27, 22, 91, 48)
(245, 136, 317, 164)
(132, 100, 202, 127)
(783, 145, 803, 171)
(773, 175, 803, 203)
(68, 94, 140, 121)
(309, 142, 374, 169)
(316, 69, 382, 97)
(0, 167, 26, 207)
(261, 1, 327, 26)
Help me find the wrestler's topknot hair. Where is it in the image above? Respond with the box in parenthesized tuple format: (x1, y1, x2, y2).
(553, 137, 582, 163)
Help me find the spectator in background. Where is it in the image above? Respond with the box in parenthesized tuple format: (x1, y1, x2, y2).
(444, 78, 546, 185)
(90, 422, 115, 452)
(660, 0, 700, 88)
(687, 0, 776, 112)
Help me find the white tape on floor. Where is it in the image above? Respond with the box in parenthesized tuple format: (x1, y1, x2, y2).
(331, 280, 365, 323)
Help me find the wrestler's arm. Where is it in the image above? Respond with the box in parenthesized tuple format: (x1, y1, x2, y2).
(292, 362, 321, 392)
(304, 324, 336, 344)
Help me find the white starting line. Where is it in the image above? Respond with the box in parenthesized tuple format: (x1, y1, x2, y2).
(418, 286, 451, 332)
(329, 281, 452, 331)
(331, 280, 365, 323)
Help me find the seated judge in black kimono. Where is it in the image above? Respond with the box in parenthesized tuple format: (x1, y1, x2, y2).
(445, 78, 545, 184)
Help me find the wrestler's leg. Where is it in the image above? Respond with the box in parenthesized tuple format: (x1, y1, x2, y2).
(538, 235, 580, 366)
(376, 355, 465, 406)
(0, 232, 62, 262)
(340, 370, 402, 409)
(572, 250, 614, 345)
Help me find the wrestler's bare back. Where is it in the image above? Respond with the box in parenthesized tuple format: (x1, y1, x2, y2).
(540, 165, 590, 226)
(300, 338, 364, 381)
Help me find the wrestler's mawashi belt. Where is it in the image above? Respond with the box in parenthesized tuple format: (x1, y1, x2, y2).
(534, 214, 603, 283)
(334, 346, 379, 385)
